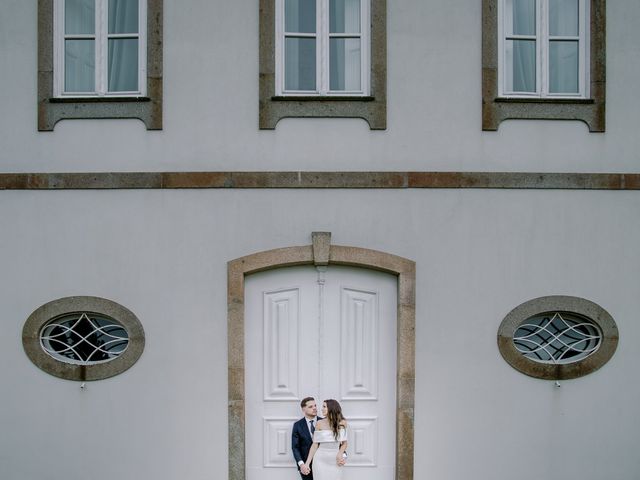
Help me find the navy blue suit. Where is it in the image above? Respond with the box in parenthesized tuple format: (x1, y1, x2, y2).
(292, 417, 320, 479)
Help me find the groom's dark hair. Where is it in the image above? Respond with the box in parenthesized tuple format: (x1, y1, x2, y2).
(301, 397, 314, 408)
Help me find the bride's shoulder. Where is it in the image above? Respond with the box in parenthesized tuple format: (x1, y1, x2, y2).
(316, 419, 330, 429)
(339, 419, 348, 427)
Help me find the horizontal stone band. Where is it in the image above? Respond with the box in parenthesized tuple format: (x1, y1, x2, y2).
(0, 172, 639, 190)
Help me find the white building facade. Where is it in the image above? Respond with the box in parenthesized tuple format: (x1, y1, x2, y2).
(1, 1, 639, 479)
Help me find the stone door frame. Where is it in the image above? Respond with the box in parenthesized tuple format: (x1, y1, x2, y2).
(228, 233, 415, 480)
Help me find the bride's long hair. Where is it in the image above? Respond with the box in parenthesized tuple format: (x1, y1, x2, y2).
(324, 399, 345, 440)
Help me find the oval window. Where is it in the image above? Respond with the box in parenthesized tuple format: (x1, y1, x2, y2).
(513, 312, 602, 364)
(22, 296, 144, 381)
(498, 296, 618, 380)
(40, 313, 130, 364)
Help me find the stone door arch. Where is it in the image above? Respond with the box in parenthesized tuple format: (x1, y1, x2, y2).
(228, 233, 415, 480)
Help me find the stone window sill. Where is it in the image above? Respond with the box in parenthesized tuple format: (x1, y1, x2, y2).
(49, 97, 151, 104)
(494, 97, 595, 105)
(271, 96, 376, 102)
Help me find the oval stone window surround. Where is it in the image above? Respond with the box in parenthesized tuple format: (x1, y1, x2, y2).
(498, 296, 618, 380)
(22, 296, 145, 381)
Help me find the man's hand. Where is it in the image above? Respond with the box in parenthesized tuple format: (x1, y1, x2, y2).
(300, 464, 311, 475)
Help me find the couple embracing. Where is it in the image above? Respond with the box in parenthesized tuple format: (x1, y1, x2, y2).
(292, 397, 348, 480)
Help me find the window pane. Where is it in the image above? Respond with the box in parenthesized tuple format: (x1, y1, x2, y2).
(549, 40, 578, 93)
(330, 0, 360, 33)
(109, 0, 139, 34)
(65, 39, 95, 92)
(108, 38, 139, 91)
(285, 37, 316, 90)
(330, 38, 361, 90)
(285, 0, 316, 33)
(65, 0, 95, 35)
(549, 0, 578, 36)
(506, 39, 536, 92)
(506, 0, 535, 36)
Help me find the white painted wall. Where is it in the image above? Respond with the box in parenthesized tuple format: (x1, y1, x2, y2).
(0, 189, 638, 480)
(0, 1, 639, 479)
(0, 0, 639, 173)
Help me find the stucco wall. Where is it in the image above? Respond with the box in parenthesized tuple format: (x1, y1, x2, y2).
(0, 189, 638, 480)
(1, 1, 638, 479)
(0, 0, 639, 172)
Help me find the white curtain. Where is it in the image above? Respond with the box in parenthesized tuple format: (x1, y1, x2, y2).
(65, 0, 95, 34)
(285, 0, 316, 90)
(329, 0, 360, 91)
(330, 39, 360, 91)
(508, 0, 536, 92)
(549, 41, 578, 93)
(65, 40, 95, 92)
(65, 0, 95, 92)
(108, 0, 139, 92)
(285, 0, 316, 33)
(285, 38, 317, 91)
(549, 0, 578, 36)
(549, 0, 579, 93)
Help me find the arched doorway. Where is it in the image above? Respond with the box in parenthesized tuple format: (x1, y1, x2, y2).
(228, 233, 415, 480)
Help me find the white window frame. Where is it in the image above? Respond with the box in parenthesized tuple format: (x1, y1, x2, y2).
(53, 0, 147, 97)
(498, 0, 589, 98)
(275, 0, 370, 96)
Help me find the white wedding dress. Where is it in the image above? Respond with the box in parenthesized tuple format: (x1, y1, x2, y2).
(312, 427, 347, 480)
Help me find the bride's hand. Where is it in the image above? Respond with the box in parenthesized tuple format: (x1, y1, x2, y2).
(336, 454, 345, 466)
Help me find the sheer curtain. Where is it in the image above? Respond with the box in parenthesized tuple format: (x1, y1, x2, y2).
(508, 0, 536, 93)
(108, 0, 139, 92)
(330, 0, 360, 91)
(65, 0, 96, 92)
(285, 0, 317, 91)
(549, 0, 578, 93)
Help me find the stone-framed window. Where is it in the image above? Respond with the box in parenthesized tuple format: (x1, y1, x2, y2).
(38, 0, 163, 131)
(498, 295, 618, 380)
(259, 0, 386, 129)
(22, 296, 145, 381)
(482, 0, 605, 132)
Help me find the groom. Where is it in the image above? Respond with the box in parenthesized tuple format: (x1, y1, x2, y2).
(292, 397, 319, 479)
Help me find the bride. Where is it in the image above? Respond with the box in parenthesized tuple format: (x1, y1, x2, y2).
(302, 399, 348, 480)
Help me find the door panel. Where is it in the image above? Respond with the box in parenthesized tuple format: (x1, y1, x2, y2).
(263, 288, 300, 400)
(339, 287, 379, 400)
(246, 265, 396, 480)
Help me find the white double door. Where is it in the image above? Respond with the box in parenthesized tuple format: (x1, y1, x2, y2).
(245, 265, 397, 480)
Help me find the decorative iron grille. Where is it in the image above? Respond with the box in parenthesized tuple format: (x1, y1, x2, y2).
(513, 312, 602, 364)
(40, 313, 129, 364)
